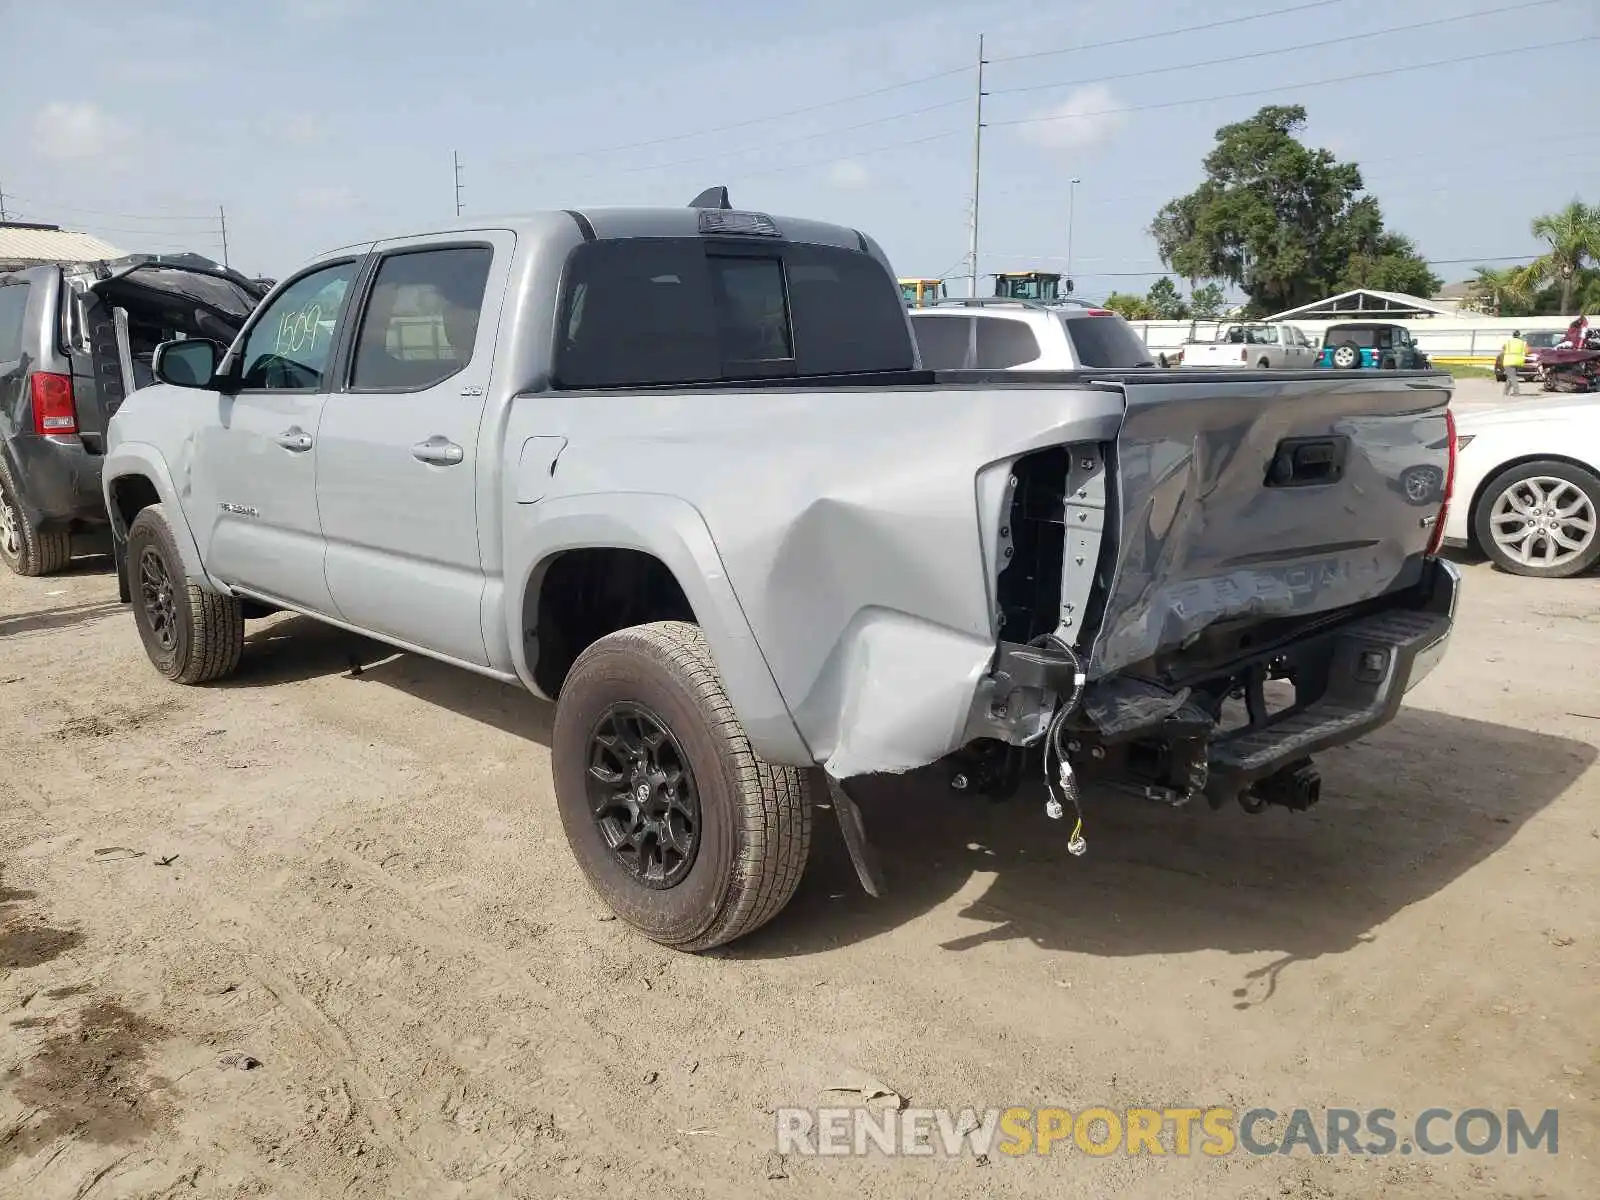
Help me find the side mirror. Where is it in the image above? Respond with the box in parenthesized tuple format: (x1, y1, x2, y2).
(152, 339, 224, 390)
(151, 338, 222, 389)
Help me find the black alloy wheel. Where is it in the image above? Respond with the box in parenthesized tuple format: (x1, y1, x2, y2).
(139, 546, 179, 653)
(586, 702, 702, 889)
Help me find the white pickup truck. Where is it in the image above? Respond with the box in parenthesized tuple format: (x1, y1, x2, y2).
(1182, 322, 1318, 369)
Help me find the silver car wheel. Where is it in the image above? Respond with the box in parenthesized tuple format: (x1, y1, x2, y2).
(1489, 475, 1598, 568)
(0, 484, 21, 562)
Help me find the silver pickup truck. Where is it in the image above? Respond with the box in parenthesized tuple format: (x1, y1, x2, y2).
(102, 190, 1460, 951)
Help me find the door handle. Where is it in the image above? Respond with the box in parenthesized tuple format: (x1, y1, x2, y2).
(275, 428, 313, 452)
(411, 436, 465, 466)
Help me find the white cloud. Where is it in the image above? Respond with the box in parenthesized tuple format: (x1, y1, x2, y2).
(31, 102, 130, 161)
(292, 186, 358, 212)
(827, 160, 872, 190)
(271, 113, 329, 147)
(1016, 84, 1128, 153)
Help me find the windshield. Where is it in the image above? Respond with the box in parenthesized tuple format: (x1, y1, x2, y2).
(1527, 331, 1563, 348)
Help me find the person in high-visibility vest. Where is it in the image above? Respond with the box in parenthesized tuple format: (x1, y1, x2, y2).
(1501, 330, 1528, 396)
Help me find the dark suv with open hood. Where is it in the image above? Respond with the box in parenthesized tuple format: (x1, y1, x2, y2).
(0, 255, 267, 575)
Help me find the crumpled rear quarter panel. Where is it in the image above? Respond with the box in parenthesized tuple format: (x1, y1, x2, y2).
(520, 383, 1123, 776)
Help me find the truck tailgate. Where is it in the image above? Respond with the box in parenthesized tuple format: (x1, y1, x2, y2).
(1180, 343, 1252, 368)
(1088, 371, 1452, 678)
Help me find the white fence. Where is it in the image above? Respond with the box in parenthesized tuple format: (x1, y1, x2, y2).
(1128, 316, 1579, 359)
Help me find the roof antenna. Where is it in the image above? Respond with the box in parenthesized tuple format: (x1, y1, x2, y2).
(688, 186, 732, 210)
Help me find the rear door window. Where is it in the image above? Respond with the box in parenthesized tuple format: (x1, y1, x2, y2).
(350, 246, 493, 391)
(555, 239, 912, 389)
(975, 317, 1041, 368)
(0, 282, 29, 361)
(782, 246, 912, 375)
(1062, 313, 1154, 368)
(909, 316, 975, 369)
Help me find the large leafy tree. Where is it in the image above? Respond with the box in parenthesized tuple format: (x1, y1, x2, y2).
(1527, 199, 1600, 313)
(1149, 105, 1437, 315)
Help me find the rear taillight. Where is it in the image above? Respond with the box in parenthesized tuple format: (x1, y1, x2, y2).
(1426, 407, 1456, 557)
(1240, 348, 1249, 362)
(30, 373, 77, 435)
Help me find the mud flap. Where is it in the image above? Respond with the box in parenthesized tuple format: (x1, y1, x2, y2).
(826, 777, 885, 898)
(112, 526, 131, 604)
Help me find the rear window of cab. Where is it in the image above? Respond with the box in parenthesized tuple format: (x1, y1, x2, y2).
(554, 238, 914, 388)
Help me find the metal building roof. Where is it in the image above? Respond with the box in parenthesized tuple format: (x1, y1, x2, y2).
(0, 222, 123, 268)
(1267, 289, 1456, 321)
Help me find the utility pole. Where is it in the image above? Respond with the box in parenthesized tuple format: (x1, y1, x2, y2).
(1065, 178, 1080, 293)
(218, 205, 230, 268)
(0, 182, 9, 222)
(966, 34, 985, 299)
(453, 150, 464, 217)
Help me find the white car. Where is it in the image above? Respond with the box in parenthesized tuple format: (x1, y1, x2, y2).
(1446, 396, 1600, 578)
(907, 299, 1158, 370)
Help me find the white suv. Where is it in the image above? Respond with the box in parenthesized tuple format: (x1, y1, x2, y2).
(908, 299, 1159, 371)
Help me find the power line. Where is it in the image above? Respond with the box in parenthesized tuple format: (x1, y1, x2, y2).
(987, 0, 1350, 65)
(728, 128, 965, 183)
(0, 192, 217, 222)
(510, 64, 972, 166)
(987, 0, 1557, 99)
(560, 97, 966, 181)
(988, 36, 1599, 132)
(993, 142, 1599, 212)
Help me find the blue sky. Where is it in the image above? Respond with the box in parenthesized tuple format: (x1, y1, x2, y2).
(0, 0, 1592, 300)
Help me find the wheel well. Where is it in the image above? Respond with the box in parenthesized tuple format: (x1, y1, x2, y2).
(524, 548, 697, 696)
(1463, 453, 1600, 551)
(107, 474, 161, 534)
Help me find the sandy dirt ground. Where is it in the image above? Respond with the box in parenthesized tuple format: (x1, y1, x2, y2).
(2, 391, 1596, 1199)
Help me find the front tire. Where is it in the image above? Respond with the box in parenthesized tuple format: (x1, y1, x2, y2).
(127, 504, 244, 682)
(552, 621, 811, 951)
(0, 458, 71, 577)
(1473, 460, 1600, 579)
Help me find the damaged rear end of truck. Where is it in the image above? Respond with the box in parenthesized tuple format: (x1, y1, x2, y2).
(947, 368, 1458, 822)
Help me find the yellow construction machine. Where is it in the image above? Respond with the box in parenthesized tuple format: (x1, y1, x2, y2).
(899, 278, 947, 308)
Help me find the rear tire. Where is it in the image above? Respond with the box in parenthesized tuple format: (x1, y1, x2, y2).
(0, 458, 72, 577)
(127, 504, 244, 683)
(1473, 460, 1600, 579)
(1257, 358, 1271, 369)
(552, 621, 811, 952)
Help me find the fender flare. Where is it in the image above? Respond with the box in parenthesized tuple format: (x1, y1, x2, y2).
(507, 492, 814, 767)
(101, 442, 210, 586)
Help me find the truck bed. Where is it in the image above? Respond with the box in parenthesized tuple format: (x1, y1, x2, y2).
(505, 367, 1453, 777)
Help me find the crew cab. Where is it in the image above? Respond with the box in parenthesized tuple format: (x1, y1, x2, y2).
(102, 190, 1461, 951)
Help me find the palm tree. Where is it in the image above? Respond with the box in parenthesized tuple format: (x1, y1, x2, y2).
(1470, 264, 1538, 316)
(1529, 199, 1600, 314)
